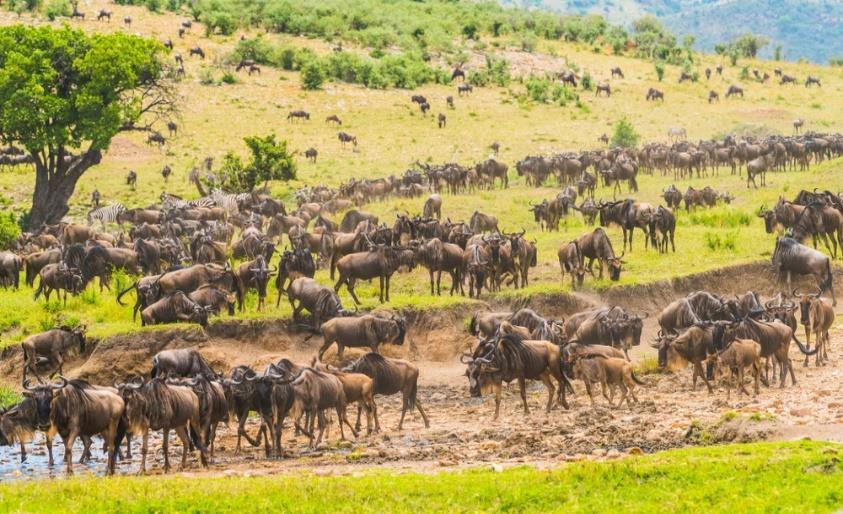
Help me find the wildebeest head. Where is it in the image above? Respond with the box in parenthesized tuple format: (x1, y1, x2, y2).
(22, 378, 64, 429)
(249, 255, 276, 309)
(529, 201, 548, 224)
(461, 351, 497, 398)
(794, 288, 822, 325)
(608, 250, 624, 281)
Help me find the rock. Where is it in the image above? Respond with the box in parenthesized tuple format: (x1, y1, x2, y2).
(490, 463, 504, 473)
(627, 447, 644, 456)
(314, 469, 333, 477)
(591, 448, 607, 457)
(438, 460, 456, 467)
(606, 449, 621, 459)
(790, 408, 811, 417)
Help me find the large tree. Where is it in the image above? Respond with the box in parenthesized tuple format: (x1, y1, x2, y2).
(0, 25, 174, 229)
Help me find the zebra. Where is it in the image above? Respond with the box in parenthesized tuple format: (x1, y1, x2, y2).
(211, 188, 250, 214)
(160, 192, 215, 212)
(87, 203, 127, 228)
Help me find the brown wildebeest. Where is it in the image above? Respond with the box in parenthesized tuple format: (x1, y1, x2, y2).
(468, 310, 513, 339)
(338, 131, 357, 148)
(793, 119, 804, 133)
(437, 113, 446, 128)
(151, 348, 218, 380)
(645, 88, 664, 101)
(610, 66, 624, 79)
(311, 360, 376, 435)
(234, 255, 276, 311)
(117, 378, 209, 473)
(794, 289, 835, 366)
(772, 237, 835, 306)
(707, 339, 761, 399)
(317, 313, 406, 361)
(595, 83, 611, 97)
(33, 264, 84, 305)
(446, 96, 455, 109)
(325, 114, 342, 125)
(557, 240, 586, 289)
(141, 291, 210, 327)
(287, 110, 310, 121)
(189, 46, 205, 59)
(344, 353, 429, 430)
(462, 333, 570, 420)
(457, 84, 473, 95)
(334, 244, 409, 304)
(708, 90, 719, 103)
(572, 355, 644, 408)
(21, 327, 86, 385)
(414, 237, 463, 296)
(287, 277, 354, 329)
(577, 227, 623, 281)
(282, 367, 358, 447)
(805, 76, 821, 87)
(725, 85, 744, 98)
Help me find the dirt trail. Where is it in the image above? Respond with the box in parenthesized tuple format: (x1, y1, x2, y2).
(1, 262, 842, 479)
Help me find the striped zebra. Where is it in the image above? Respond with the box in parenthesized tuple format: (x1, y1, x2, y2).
(211, 188, 249, 214)
(86, 203, 127, 228)
(160, 192, 215, 212)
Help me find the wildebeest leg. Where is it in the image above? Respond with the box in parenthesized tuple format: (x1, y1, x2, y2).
(695, 361, 713, 393)
(46, 434, 53, 466)
(737, 366, 750, 396)
(314, 410, 325, 447)
(492, 383, 502, 421)
(104, 421, 119, 476)
(428, 270, 435, 295)
(583, 377, 595, 406)
(317, 339, 334, 362)
(518, 376, 529, 414)
(625, 376, 639, 405)
(540, 373, 555, 412)
(79, 435, 92, 463)
(174, 426, 190, 471)
(347, 278, 362, 305)
(19, 441, 27, 463)
(615, 382, 628, 409)
(436, 270, 443, 296)
(63, 430, 78, 475)
(162, 428, 172, 472)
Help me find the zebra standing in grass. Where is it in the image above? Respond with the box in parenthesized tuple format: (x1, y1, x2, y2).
(211, 188, 250, 214)
(87, 203, 127, 228)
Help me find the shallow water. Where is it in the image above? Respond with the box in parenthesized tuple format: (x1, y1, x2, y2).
(0, 433, 150, 480)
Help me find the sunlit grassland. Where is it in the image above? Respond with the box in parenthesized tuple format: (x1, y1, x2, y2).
(1, 441, 842, 513)
(0, 0, 840, 346)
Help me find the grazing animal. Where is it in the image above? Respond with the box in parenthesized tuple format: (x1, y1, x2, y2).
(97, 9, 111, 21)
(610, 67, 624, 79)
(772, 237, 835, 306)
(325, 115, 341, 125)
(794, 290, 835, 366)
(287, 110, 310, 122)
(462, 334, 570, 420)
(572, 356, 644, 408)
(305, 147, 318, 163)
(151, 348, 218, 380)
(437, 113, 446, 128)
(21, 327, 86, 385)
(646, 88, 664, 101)
(577, 227, 623, 281)
(338, 132, 357, 148)
(557, 240, 586, 289)
(189, 46, 205, 59)
(344, 353, 429, 430)
(708, 339, 762, 399)
(708, 90, 719, 103)
(457, 84, 473, 95)
(725, 85, 744, 98)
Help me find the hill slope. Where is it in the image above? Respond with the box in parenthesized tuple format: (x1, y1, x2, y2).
(512, 0, 843, 63)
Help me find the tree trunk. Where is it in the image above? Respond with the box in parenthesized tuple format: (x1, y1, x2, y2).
(28, 149, 102, 230)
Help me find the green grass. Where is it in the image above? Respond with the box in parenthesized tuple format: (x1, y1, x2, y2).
(0, 384, 20, 409)
(1, 441, 842, 512)
(0, 3, 840, 344)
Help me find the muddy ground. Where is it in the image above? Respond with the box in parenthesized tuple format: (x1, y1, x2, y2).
(1, 262, 842, 479)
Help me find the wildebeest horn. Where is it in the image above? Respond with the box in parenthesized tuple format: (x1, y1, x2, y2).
(52, 376, 69, 390)
(792, 288, 801, 297)
(22, 379, 36, 391)
(813, 287, 822, 297)
(459, 353, 474, 364)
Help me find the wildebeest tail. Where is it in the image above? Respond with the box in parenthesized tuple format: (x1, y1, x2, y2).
(114, 416, 127, 454)
(189, 423, 206, 452)
(115, 282, 137, 306)
(792, 332, 819, 355)
(631, 369, 646, 386)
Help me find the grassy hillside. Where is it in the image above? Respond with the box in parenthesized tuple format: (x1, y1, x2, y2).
(521, 0, 843, 63)
(0, 0, 839, 346)
(1, 441, 842, 512)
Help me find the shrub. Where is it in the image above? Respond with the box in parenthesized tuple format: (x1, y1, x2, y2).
(300, 61, 325, 90)
(199, 68, 216, 85)
(43, 0, 70, 20)
(581, 71, 593, 90)
(525, 76, 551, 103)
(654, 62, 665, 81)
(611, 118, 639, 148)
(231, 36, 276, 65)
(221, 71, 237, 84)
(0, 212, 20, 249)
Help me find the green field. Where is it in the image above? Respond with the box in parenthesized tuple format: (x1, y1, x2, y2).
(0, 0, 840, 346)
(1, 441, 841, 513)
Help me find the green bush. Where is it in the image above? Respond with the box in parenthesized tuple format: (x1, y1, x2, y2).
(611, 118, 639, 148)
(199, 68, 216, 85)
(552, 84, 578, 106)
(654, 62, 665, 81)
(0, 212, 21, 249)
(231, 36, 276, 65)
(525, 76, 551, 103)
(221, 71, 237, 84)
(43, 0, 70, 20)
(581, 71, 593, 91)
(300, 61, 325, 90)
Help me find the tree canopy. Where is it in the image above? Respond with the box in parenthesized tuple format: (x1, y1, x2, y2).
(218, 134, 297, 192)
(0, 25, 173, 228)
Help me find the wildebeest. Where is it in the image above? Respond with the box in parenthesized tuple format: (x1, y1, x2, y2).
(97, 9, 111, 21)
(338, 132, 357, 148)
(646, 88, 664, 101)
(141, 291, 210, 327)
(117, 377, 208, 473)
(438, 113, 446, 128)
(334, 244, 409, 304)
(0, 251, 22, 289)
(147, 132, 166, 146)
(572, 356, 644, 408)
(287, 277, 354, 329)
(339, 210, 378, 233)
(325, 115, 341, 125)
(708, 90, 719, 103)
(725, 85, 744, 98)
(462, 334, 570, 420)
(457, 84, 473, 95)
(577, 227, 623, 281)
(469, 211, 499, 233)
(595, 83, 611, 97)
(794, 289, 835, 366)
(663, 184, 682, 210)
(41, 378, 124, 475)
(707, 339, 762, 399)
(610, 66, 624, 79)
(281, 367, 357, 447)
(317, 313, 406, 361)
(423, 194, 442, 220)
(805, 76, 821, 87)
(304, 147, 317, 162)
(557, 240, 586, 289)
(151, 348, 217, 380)
(189, 46, 205, 59)
(468, 310, 513, 339)
(648, 206, 676, 253)
(344, 353, 429, 430)
(33, 263, 84, 305)
(21, 327, 86, 385)
(772, 237, 835, 306)
(234, 255, 275, 311)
